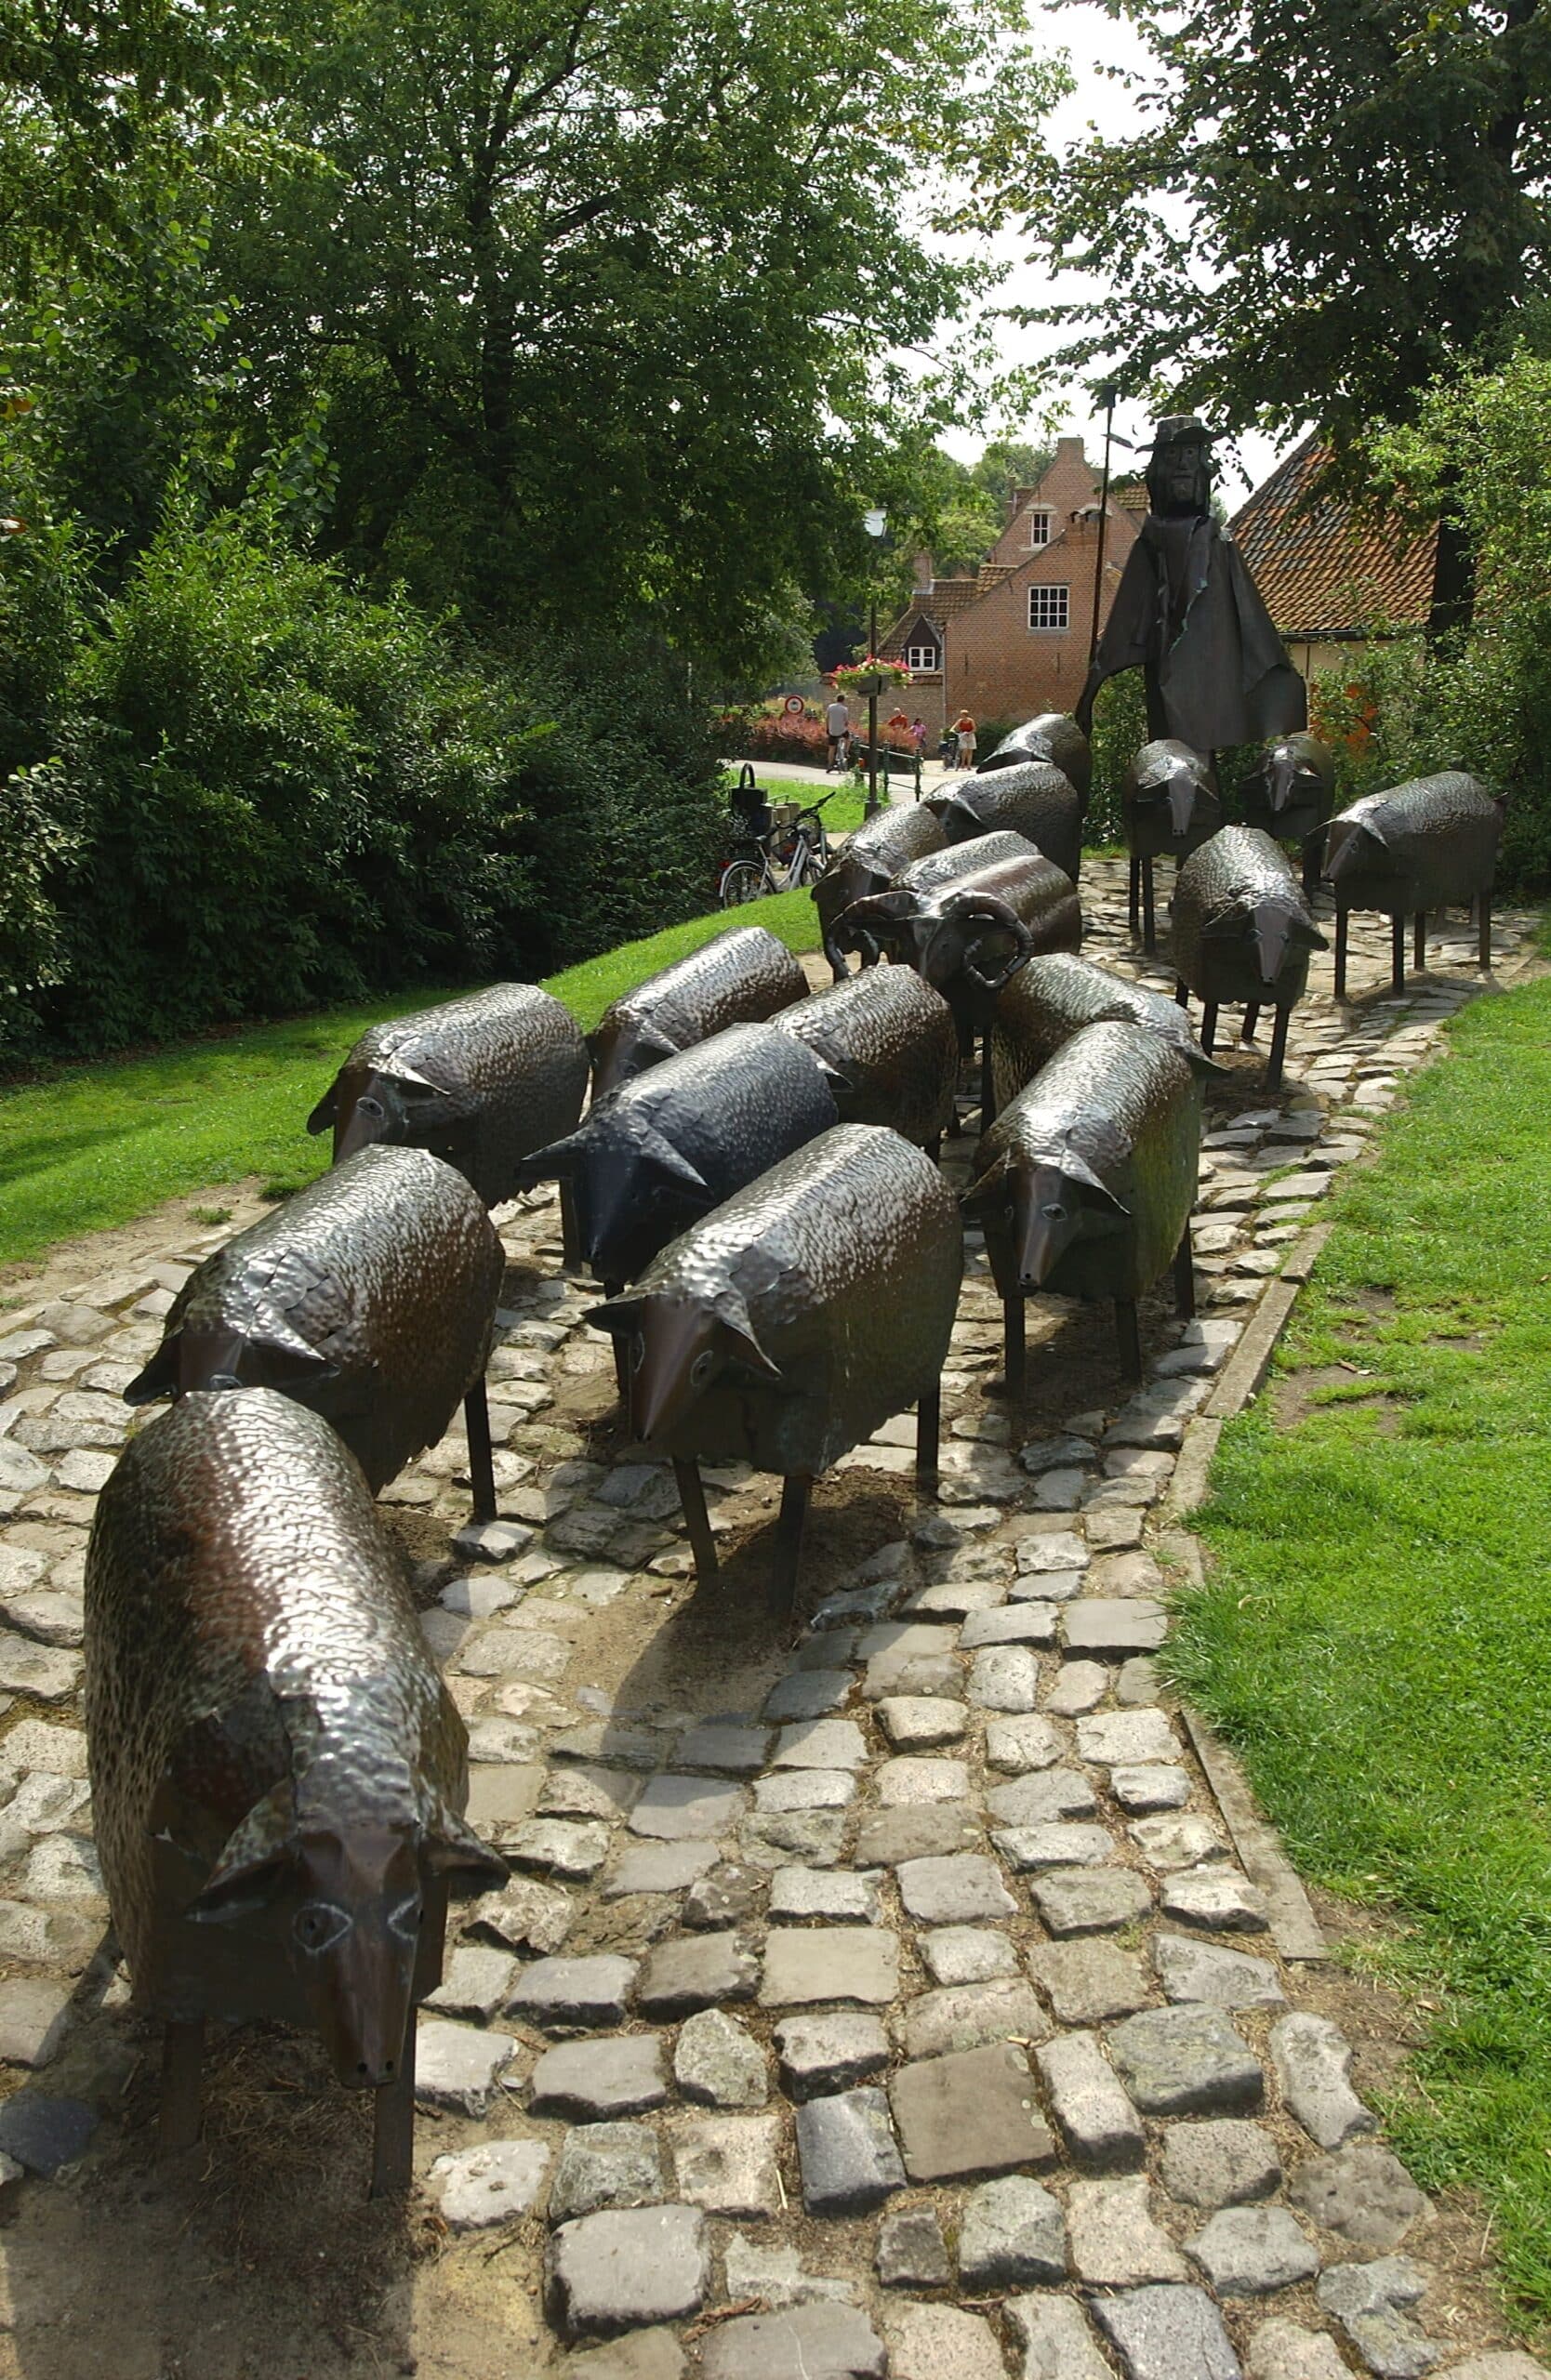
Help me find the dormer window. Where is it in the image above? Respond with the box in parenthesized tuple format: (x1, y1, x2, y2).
(1026, 507, 1053, 549)
(906, 641, 939, 672)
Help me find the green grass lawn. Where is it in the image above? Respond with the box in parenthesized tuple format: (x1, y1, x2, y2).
(0, 886, 821, 1271)
(1167, 973, 1551, 2337)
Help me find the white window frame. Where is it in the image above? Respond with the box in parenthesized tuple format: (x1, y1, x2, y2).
(906, 641, 938, 672)
(1027, 584, 1070, 633)
(1026, 508, 1054, 549)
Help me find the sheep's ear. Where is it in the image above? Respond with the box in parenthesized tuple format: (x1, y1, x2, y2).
(960, 1149, 1012, 1213)
(306, 1083, 338, 1135)
(514, 1129, 586, 1189)
(587, 1293, 643, 1340)
(124, 1338, 179, 1406)
(184, 1783, 298, 1923)
(712, 1292, 782, 1380)
(423, 1803, 508, 1892)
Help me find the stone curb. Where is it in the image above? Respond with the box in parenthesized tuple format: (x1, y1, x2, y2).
(1167, 1219, 1340, 1964)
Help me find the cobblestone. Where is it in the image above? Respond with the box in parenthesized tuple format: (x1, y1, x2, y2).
(0, 868, 1530, 2373)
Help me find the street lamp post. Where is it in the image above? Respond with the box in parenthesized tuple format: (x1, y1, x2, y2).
(863, 508, 887, 820)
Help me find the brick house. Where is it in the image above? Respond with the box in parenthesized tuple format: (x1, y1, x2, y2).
(880, 437, 1142, 740)
(1229, 436, 1436, 688)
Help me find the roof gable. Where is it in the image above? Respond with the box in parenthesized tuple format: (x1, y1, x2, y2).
(1230, 436, 1436, 638)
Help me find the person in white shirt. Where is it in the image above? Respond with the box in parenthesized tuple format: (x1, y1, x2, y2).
(825, 697, 852, 772)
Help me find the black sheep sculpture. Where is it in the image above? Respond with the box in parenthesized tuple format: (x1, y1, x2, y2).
(1171, 826, 1327, 1090)
(590, 925, 808, 1096)
(1323, 772, 1503, 997)
(86, 1389, 506, 2194)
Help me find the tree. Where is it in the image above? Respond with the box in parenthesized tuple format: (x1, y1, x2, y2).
(996, 0, 1551, 631)
(189, 0, 1064, 680)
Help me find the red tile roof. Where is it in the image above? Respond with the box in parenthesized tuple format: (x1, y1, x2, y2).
(1230, 437, 1436, 639)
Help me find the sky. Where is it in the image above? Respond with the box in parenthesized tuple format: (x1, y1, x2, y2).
(938, 3, 1290, 510)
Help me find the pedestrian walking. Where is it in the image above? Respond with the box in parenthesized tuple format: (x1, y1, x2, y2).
(825, 694, 852, 772)
(953, 709, 977, 767)
(910, 716, 928, 755)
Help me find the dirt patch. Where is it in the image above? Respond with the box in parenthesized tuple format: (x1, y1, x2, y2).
(0, 1179, 278, 1303)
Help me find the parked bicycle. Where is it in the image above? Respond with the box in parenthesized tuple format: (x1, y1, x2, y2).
(719, 773, 841, 907)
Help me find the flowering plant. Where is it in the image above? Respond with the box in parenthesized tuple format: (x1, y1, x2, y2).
(830, 655, 911, 694)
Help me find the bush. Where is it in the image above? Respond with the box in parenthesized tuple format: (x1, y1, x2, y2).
(0, 519, 723, 1061)
(1085, 672, 1147, 844)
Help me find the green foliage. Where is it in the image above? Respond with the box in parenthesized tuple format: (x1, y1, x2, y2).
(1170, 975, 1551, 2336)
(999, 0, 1550, 468)
(0, 518, 724, 1061)
(1084, 669, 1147, 844)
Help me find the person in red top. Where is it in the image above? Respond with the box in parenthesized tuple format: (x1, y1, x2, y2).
(953, 710, 977, 767)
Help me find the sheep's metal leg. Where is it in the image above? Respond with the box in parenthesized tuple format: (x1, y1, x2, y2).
(1479, 887, 1493, 971)
(463, 1379, 497, 1524)
(1302, 836, 1320, 899)
(1142, 856, 1158, 955)
(1173, 1224, 1196, 1322)
(925, 1132, 943, 1164)
(1334, 903, 1349, 1000)
(674, 1459, 720, 1587)
(1001, 1298, 1026, 1401)
(1129, 855, 1141, 938)
(767, 1474, 811, 1617)
(1241, 1003, 1261, 1046)
(1200, 1003, 1219, 1056)
(979, 1037, 995, 1131)
(370, 2019, 417, 2200)
(1115, 1297, 1143, 1382)
(558, 1180, 582, 1272)
(1391, 910, 1406, 992)
(1266, 1005, 1292, 1093)
(1174, 980, 1189, 1010)
(159, 2017, 204, 2155)
(1414, 910, 1427, 972)
(916, 1383, 941, 1496)
(604, 1280, 628, 1398)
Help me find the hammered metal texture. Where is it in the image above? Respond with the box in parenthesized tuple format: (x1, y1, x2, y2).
(86, 1390, 497, 2031)
(968, 1020, 1200, 1303)
(898, 830, 1043, 897)
(773, 970, 959, 1146)
(929, 762, 1083, 881)
(310, 982, 589, 1209)
(1324, 772, 1502, 914)
(976, 712, 1092, 803)
(522, 1023, 838, 1284)
(812, 803, 948, 967)
(590, 925, 808, 1097)
(991, 951, 1219, 1112)
(1122, 739, 1223, 861)
(1240, 733, 1336, 845)
(126, 1145, 503, 1493)
(1172, 827, 1327, 1009)
(590, 1124, 962, 1476)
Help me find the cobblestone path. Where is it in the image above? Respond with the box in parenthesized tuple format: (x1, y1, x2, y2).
(0, 860, 1544, 2380)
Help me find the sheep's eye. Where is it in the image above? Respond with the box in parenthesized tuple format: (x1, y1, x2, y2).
(355, 1097, 385, 1121)
(691, 1351, 716, 1386)
(388, 1895, 422, 1943)
(630, 1333, 646, 1374)
(293, 1901, 350, 1954)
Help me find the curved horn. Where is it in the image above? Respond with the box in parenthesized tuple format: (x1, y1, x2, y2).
(946, 892, 1036, 994)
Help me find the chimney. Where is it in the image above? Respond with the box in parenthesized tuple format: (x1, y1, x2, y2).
(1055, 435, 1087, 468)
(911, 550, 934, 590)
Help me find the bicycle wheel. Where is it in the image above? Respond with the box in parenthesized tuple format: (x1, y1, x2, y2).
(720, 859, 766, 907)
(794, 839, 828, 889)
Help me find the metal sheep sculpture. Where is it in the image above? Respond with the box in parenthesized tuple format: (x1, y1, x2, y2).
(590, 925, 809, 1096)
(989, 951, 1223, 1117)
(976, 712, 1093, 805)
(1171, 827, 1328, 1091)
(831, 831, 1082, 1126)
(1323, 772, 1503, 998)
(307, 983, 589, 1210)
(1122, 740, 1223, 952)
(771, 968, 960, 1153)
(587, 1125, 962, 1611)
(962, 1020, 1201, 1388)
(86, 1390, 506, 2193)
(1239, 733, 1337, 895)
(516, 1023, 838, 1296)
(927, 761, 1084, 884)
(124, 1145, 506, 1520)
(812, 802, 948, 983)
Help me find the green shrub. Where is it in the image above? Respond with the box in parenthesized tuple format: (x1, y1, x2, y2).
(0, 519, 723, 1060)
(1086, 671, 1147, 843)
